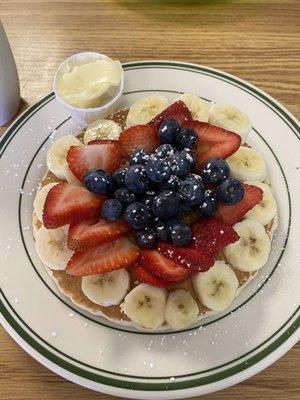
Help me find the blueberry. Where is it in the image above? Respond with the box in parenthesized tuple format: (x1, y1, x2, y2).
(158, 175, 180, 191)
(136, 227, 157, 248)
(182, 149, 197, 169)
(112, 168, 126, 188)
(155, 220, 170, 241)
(124, 202, 151, 229)
(141, 190, 157, 209)
(84, 169, 113, 194)
(217, 178, 244, 205)
(176, 128, 197, 150)
(129, 149, 150, 165)
(155, 144, 175, 159)
(201, 158, 230, 185)
(124, 165, 149, 194)
(170, 224, 192, 246)
(101, 199, 122, 221)
(158, 119, 180, 144)
(145, 159, 171, 183)
(179, 177, 205, 206)
(196, 190, 218, 217)
(114, 187, 137, 207)
(152, 190, 181, 220)
(168, 154, 191, 177)
(186, 173, 202, 182)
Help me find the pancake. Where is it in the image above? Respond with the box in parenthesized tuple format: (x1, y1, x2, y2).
(32, 109, 277, 330)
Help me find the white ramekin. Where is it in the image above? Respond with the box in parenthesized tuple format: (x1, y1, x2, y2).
(53, 52, 124, 127)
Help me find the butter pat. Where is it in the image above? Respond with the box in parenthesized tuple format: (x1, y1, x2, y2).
(56, 59, 123, 109)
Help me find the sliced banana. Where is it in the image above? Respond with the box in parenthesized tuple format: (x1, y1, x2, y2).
(224, 219, 271, 272)
(35, 225, 73, 270)
(244, 181, 277, 226)
(64, 164, 84, 186)
(33, 182, 59, 222)
(83, 119, 122, 144)
(227, 146, 267, 182)
(81, 269, 130, 306)
(46, 135, 82, 180)
(165, 289, 199, 329)
(126, 95, 168, 127)
(192, 260, 239, 312)
(175, 93, 210, 122)
(209, 103, 251, 143)
(121, 283, 167, 329)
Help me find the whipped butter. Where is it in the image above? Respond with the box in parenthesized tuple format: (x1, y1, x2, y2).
(55, 58, 123, 109)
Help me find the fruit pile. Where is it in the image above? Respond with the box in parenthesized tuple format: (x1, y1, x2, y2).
(42, 101, 263, 286)
(78, 102, 251, 249)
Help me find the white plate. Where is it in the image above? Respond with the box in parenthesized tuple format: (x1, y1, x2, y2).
(0, 61, 299, 399)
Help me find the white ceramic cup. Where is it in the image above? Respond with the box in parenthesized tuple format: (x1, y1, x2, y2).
(53, 52, 124, 128)
(0, 21, 20, 126)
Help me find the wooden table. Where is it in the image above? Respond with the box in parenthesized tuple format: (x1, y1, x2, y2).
(1, 1, 299, 399)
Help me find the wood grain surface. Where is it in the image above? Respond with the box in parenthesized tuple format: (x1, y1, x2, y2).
(0, 0, 299, 399)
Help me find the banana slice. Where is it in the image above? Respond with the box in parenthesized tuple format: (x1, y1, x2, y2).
(224, 219, 271, 272)
(209, 103, 251, 143)
(46, 135, 82, 180)
(226, 146, 267, 182)
(126, 95, 168, 127)
(83, 119, 122, 144)
(33, 182, 59, 222)
(121, 283, 167, 329)
(244, 181, 277, 226)
(192, 260, 238, 312)
(165, 289, 199, 329)
(175, 93, 210, 122)
(64, 164, 84, 186)
(81, 269, 130, 306)
(35, 225, 73, 270)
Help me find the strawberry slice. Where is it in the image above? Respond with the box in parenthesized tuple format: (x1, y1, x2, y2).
(215, 184, 263, 225)
(191, 218, 240, 255)
(134, 265, 174, 288)
(139, 250, 191, 282)
(119, 124, 160, 155)
(43, 183, 105, 229)
(66, 237, 140, 276)
(149, 100, 192, 128)
(158, 243, 215, 272)
(67, 218, 132, 251)
(87, 139, 128, 158)
(66, 142, 124, 181)
(182, 121, 241, 170)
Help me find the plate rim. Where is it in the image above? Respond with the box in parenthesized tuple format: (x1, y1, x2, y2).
(1, 60, 299, 397)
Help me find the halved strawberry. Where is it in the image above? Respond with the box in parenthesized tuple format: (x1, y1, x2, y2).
(182, 121, 241, 170)
(149, 100, 192, 128)
(119, 124, 160, 155)
(66, 237, 140, 276)
(134, 265, 174, 288)
(87, 139, 128, 158)
(215, 184, 263, 225)
(67, 218, 132, 251)
(43, 183, 105, 229)
(158, 243, 215, 272)
(66, 142, 124, 181)
(139, 250, 191, 282)
(191, 218, 240, 255)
